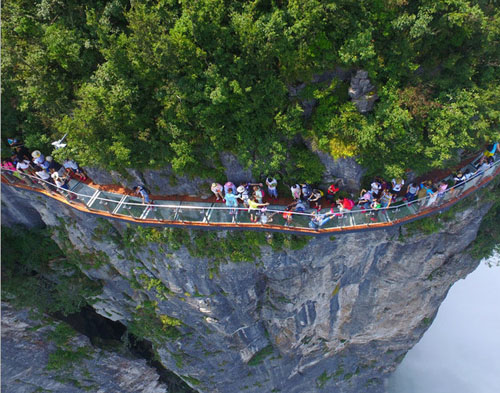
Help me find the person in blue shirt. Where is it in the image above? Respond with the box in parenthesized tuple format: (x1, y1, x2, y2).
(225, 189, 239, 216)
(134, 186, 152, 204)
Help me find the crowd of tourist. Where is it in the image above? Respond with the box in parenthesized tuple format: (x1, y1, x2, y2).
(1, 139, 85, 200)
(1, 139, 498, 229)
(208, 142, 497, 228)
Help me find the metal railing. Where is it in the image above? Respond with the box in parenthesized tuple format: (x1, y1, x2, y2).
(1, 159, 499, 234)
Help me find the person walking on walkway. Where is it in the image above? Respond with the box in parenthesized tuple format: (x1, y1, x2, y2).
(63, 158, 87, 181)
(225, 189, 239, 216)
(266, 176, 278, 200)
(309, 210, 335, 229)
(291, 184, 301, 200)
(134, 185, 153, 205)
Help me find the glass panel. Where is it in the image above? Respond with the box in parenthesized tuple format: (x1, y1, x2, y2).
(117, 196, 147, 218)
(69, 182, 96, 205)
(288, 211, 313, 229)
(151, 201, 181, 221)
(206, 204, 235, 224)
(176, 201, 209, 222)
(91, 191, 122, 214)
(234, 206, 253, 224)
(482, 164, 497, 179)
(351, 208, 375, 225)
(265, 205, 288, 227)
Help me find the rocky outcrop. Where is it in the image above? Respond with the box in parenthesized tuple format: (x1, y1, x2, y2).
(85, 151, 254, 198)
(305, 140, 365, 192)
(289, 67, 351, 118)
(1, 302, 168, 393)
(348, 70, 378, 113)
(83, 165, 213, 198)
(83, 147, 364, 197)
(1, 184, 493, 393)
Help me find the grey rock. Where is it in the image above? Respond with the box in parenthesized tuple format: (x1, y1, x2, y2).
(311, 67, 352, 83)
(1, 183, 494, 393)
(219, 151, 254, 185)
(349, 70, 379, 113)
(83, 151, 255, 198)
(1, 302, 168, 393)
(305, 140, 365, 192)
(302, 99, 318, 119)
(288, 82, 307, 98)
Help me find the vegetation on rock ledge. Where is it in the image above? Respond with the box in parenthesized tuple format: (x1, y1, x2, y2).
(1, 225, 102, 316)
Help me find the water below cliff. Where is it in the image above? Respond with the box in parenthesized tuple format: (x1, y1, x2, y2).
(387, 252, 500, 393)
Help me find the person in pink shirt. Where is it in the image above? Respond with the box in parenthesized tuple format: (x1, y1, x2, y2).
(224, 181, 235, 196)
(1, 159, 20, 183)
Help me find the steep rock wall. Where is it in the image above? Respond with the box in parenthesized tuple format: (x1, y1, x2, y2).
(1, 302, 168, 393)
(1, 185, 492, 393)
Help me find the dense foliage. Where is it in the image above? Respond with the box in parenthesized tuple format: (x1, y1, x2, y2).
(2, 0, 499, 180)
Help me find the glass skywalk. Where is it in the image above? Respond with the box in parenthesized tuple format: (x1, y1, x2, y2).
(1, 159, 498, 235)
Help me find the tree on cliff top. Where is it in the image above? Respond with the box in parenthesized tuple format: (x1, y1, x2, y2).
(2, 0, 499, 180)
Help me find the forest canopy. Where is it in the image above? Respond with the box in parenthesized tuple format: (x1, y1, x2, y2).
(2, 0, 499, 181)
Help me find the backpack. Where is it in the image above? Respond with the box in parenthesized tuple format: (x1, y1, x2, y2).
(136, 185, 151, 195)
(302, 184, 312, 197)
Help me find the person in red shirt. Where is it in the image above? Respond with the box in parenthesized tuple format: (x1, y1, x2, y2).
(326, 182, 340, 204)
(336, 197, 355, 216)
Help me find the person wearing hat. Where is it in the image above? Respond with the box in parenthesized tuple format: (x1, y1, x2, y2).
(236, 184, 249, 208)
(33, 164, 56, 194)
(51, 171, 76, 200)
(46, 156, 63, 173)
(32, 150, 50, 170)
(210, 182, 224, 201)
(224, 181, 235, 196)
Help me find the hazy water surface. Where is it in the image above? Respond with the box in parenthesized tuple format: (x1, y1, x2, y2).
(387, 252, 500, 393)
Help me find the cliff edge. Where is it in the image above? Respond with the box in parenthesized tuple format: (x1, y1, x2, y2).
(1, 183, 495, 393)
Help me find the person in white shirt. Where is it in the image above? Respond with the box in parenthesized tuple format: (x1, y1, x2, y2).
(265, 177, 278, 199)
(33, 165, 56, 193)
(290, 184, 301, 200)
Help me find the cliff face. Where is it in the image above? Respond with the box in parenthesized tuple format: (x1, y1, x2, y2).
(1, 184, 492, 393)
(82, 151, 364, 196)
(1, 302, 168, 393)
